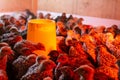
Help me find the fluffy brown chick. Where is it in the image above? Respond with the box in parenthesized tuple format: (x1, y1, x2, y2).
(1, 32, 23, 46)
(58, 66, 78, 80)
(66, 19, 76, 30)
(44, 13, 51, 19)
(105, 32, 116, 49)
(76, 18, 84, 26)
(72, 58, 95, 70)
(74, 65, 95, 80)
(0, 46, 14, 63)
(72, 41, 88, 59)
(68, 46, 95, 69)
(95, 66, 119, 80)
(0, 46, 10, 80)
(0, 15, 11, 26)
(56, 36, 69, 53)
(13, 40, 45, 56)
(21, 60, 56, 80)
(38, 12, 44, 19)
(26, 55, 47, 75)
(89, 28, 105, 45)
(80, 34, 97, 62)
(48, 50, 59, 63)
(65, 30, 80, 46)
(73, 26, 81, 35)
(0, 46, 14, 80)
(96, 45, 117, 67)
(9, 26, 19, 34)
(12, 54, 37, 79)
(106, 26, 117, 37)
(69, 46, 80, 57)
(57, 54, 69, 65)
(94, 72, 112, 80)
(106, 34, 120, 59)
(79, 24, 92, 35)
(56, 21, 67, 36)
(55, 54, 69, 80)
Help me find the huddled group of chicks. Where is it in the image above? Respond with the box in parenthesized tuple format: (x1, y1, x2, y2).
(0, 10, 120, 80)
(54, 13, 120, 80)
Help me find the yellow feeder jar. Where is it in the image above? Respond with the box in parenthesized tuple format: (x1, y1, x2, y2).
(27, 19, 56, 56)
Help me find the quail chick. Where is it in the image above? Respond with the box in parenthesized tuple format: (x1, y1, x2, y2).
(12, 54, 37, 79)
(21, 60, 56, 80)
(74, 65, 95, 80)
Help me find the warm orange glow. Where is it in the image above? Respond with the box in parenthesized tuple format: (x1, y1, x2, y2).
(27, 19, 56, 56)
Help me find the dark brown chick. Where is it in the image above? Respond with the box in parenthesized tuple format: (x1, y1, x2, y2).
(1, 32, 23, 47)
(13, 40, 45, 56)
(80, 24, 92, 35)
(73, 26, 81, 35)
(44, 13, 51, 19)
(26, 55, 47, 75)
(3, 24, 13, 33)
(56, 36, 69, 53)
(58, 66, 78, 80)
(9, 26, 19, 34)
(38, 12, 44, 19)
(57, 54, 69, 65)
(12, 54, 37, 79)
(55, 12, 67, 23)
(0, 15, 11, 26)
(55, 54, 69, 80)
(77, 18, 84, 26)
(48, 50, 59, 63)
(66, 19, 76, 30)
(74, 65, 95, 80)
(106, 25, 117, 37)
(21, 60, 56, 80)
